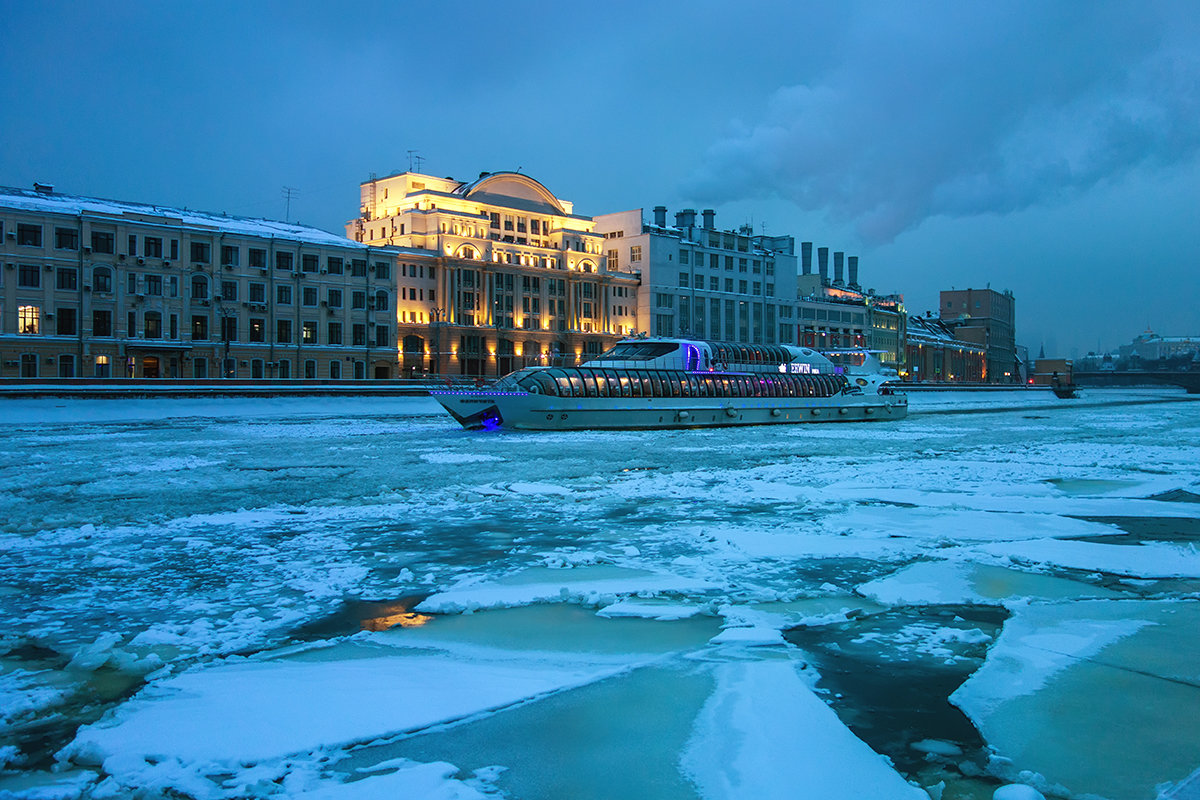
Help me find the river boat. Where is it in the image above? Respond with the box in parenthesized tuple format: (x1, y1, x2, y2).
(431, 338, 907, 431)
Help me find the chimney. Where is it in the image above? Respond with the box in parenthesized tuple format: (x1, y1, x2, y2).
(652, 206, 667, 227)
(848, 256, 859, 288)
(701, 209, 715, 229)
(801, 242, 813, 274)
(817, 247, 829, 283)
(675, 208, 697, 228)
(33, 182, 54, 195)
(833, 252, 844, 285)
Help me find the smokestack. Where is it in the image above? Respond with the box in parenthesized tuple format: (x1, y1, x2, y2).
(833, 251, 844, 285)
(848, 256, 859, 288)
(818, 247, 829, 283)
(675, 209, 697, 228)
(701, 209, 715, 229)
(652, 206, 667, 227)
(801, 242, 813, 274)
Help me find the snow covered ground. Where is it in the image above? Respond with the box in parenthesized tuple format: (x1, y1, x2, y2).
(1, 387, 1198, 799)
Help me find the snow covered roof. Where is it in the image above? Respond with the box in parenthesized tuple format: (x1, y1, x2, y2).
(0, 185, 365, 250)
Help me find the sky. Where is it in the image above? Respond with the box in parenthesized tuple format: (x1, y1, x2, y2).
(2, 0, 1197, 357)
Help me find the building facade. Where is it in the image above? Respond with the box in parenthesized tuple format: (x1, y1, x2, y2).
(592, 207, 799, 345)
(350, 171, 640, 375)
(939, 287, 1017, 382)
(905, 313, 986, 382)
(1, 184, 397, 379)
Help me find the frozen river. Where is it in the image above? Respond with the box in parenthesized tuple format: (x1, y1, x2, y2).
(2, 388, 1199, 800)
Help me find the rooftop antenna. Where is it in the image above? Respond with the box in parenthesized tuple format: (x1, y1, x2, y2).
(281, 186, 300, 222)
(407, 150, 416, 171)
(414, 154, 425, 172)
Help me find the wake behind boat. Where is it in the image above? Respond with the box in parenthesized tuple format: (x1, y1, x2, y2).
(431, 337, 907, 431)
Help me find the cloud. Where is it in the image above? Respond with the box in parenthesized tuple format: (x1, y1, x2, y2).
(682, 2, 1200, 243)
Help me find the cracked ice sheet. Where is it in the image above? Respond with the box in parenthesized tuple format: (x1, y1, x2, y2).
(951, 599, 1200, 800)
(966, 538, 1200, 578)
(65, 645, 627, 789)
(858, 561, 1127, 606)
(680, 660, 927, 800)
(415, 565, 720, 613)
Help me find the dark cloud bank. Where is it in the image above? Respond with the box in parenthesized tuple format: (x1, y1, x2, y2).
(683, 3, 1200, 244)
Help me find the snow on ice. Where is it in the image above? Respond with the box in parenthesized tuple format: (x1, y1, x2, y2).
(1, 389, 1199, 799)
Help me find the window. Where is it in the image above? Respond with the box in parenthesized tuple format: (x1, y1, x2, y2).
(145, 237, 163, 258)
(630, 245, 642, 262)
(190, 242, 211, 263)
(276, 319, 292, 343)
(302, 287, 317, 306)
(327, 289, 343, 308)
(145, 275, 163, 295)
(191, 276, 208, 299)
(221, 280, 238, 301)
(249, 318, 265, 342)
(93, 267, 112, 292)
(302, 320, 317, 344)
(329, 359, 341, 379)
(304, 359, 317, 379)
(679, 273, 689, 288)
(221, 245, 240, 266)
(725, 256, 734, 270)
(352, 291, 366, 309)
(57, 268, 77, 291)
(18, 305, 40, 334)
(17, 224, 42, 247)
(193, 358, 207, 378)
(221, 316, 238, 342)
(127, 311, 136, 337)
(375, 325, 388, 347)
(57, 355, 75, 378)
(20, 354, 37, 377)
(301, 254, 319, 273)
(93, 310, 112, 337)
(739, 258, 748, 272)
(57, 309, 79, 336)
(328, 321, 342, 345)
(91, 231, 115, 254)
(277, 360, 290, 378)
(725, 278, 734, 292)
(327, 257, 343, 274)
(127, 273, 138, 294)
(191, 315, 208, 340)
(144, 312, 162, 339)
(374, 290, 388, 310)
(606, 249, 618, 270)
(249, 283, 265, 303)
(739, 280, 748, 294)
(17, 264, 40, 288)
(352, 323, 366, 346)
(679, 250, 689, 265)
(249, 248, 266, 269)
(275, 252, 293, 270)
(374, 261, 390, 279)
(55, 227, 79, 250)
(351, 259, 367, 277)
(276, 284, 292, 304)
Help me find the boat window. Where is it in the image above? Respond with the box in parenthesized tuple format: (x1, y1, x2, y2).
(550, 370, 572, 397)
(566, 371, 585, 397)
(595, 342, 679, 361)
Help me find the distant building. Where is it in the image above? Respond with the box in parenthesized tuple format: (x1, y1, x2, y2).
(592, 207, 798, 344)
(939, 287, 1017, 382)
(1, 183, 397, 379)
(1118, 331, 1200, 364)
(905, 313, 986, 382)
(351, 171, 639, 374)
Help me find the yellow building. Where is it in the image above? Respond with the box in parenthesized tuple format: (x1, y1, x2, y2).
(349, 171, 640, 376)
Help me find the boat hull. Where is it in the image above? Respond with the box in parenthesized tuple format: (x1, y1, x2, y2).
(431, 390, 908, 431)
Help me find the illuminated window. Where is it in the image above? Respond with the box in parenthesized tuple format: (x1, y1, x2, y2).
(249, 318, 265, 342)
(18, 305, 40, 334)
(302, 321, 318, 344)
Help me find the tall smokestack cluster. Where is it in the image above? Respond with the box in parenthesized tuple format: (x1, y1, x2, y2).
(848, 256, 859, 288)
(817, 247, 829, 282)
(833, 251, 844, 286)
(801, 241, 813, 274)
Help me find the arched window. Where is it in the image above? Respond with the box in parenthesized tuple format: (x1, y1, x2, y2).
(456, 245, 479, 259)
(92, 266, 112, 292)
(374, 290, 388, 311)
(191, 274, 209, 299)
